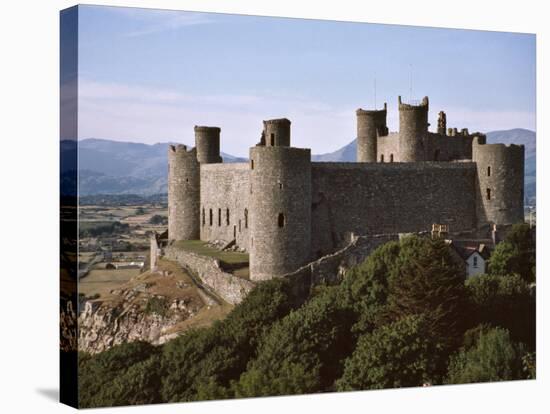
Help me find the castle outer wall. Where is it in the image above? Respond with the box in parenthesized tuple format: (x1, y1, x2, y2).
(310, 162, 478, 256)
(199, 163, 251, 251)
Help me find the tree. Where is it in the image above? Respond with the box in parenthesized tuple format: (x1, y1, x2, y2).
(337, 315, 438, 391)
(78, 342, 161, 408)
(235, 288, 356, 397)
(383, 236, 470, 354)
(489, 223, 536, 283)
(160, 277, 301, 402)
(337, 240, 400, 334)
(466, 273, 535, 349)
(446, 327, 527, 384)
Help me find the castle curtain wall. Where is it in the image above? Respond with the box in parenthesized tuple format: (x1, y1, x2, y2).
(310, 162, 478, 255)
(200, 163, 251, 250)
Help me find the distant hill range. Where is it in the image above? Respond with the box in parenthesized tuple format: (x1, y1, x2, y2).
(61, 128, 535, 203)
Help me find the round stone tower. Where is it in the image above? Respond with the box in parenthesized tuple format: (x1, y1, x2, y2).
(167, 144, 201, 241)
(249, 119, 311, 281)
(472, 136, 525, 228)
(194, 126, 222, 164)
(263, 118, 291, 147)
(356, 103, 388, 162)
(398, 96, 429, 162)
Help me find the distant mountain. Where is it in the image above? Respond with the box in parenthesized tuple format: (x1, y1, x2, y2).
(61, 138, 247, 196)
(64, 130, 535, 202)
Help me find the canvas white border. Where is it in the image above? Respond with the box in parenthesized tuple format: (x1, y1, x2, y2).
(0, 0, 546, 413)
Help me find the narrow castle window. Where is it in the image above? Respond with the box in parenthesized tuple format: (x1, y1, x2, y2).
(380, 154, 384, 163)
(434, 149, 440, 161)
(209, 209, 213, 226)
(218, 208, 222, 226)
(390, 154, 394, 163)
(250, 159, 254, 170)
(226, 208, 230, 225)
(486, 188, 492, 201)
(244, 208, 248, 229)
(487, 166, 491, 177)
(278, 212, 285, 228)
(202, 208, 205, 226)
(270, 133, 275, 146)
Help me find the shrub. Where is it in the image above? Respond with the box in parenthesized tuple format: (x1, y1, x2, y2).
(489, 223, 535, 283)
(160, 277, 300, 401)
(78, 342, 160, 408)
(466, 273, 535, 349)
(337, 315, 438, 391)
(446, 327, 527, 384)
(236, 288, 355, 397)
(144, 296, 169, 317)
(338, 240, 400, 334)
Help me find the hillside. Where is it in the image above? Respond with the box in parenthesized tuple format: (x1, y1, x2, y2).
(62, 129, 535, 202)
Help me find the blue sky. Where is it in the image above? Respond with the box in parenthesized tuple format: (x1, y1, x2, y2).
(75, 5, 536, 156)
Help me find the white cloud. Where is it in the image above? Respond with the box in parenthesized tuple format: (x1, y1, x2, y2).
(78, 79, 535, 157)
(78, 79, 352, 156)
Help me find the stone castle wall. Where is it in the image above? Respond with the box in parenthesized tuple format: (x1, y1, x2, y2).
(376, 130, 477, 164)
(281, 233, 399, 298)
(310, 161, 477, 256)
(377, 132, 400, 162)
(164, 244, 255, 305)
(200, 163, 251, 251)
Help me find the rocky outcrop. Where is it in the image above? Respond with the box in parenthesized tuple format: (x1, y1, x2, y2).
(78, 285, 202, 354)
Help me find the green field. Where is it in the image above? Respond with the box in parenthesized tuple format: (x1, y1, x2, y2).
(174, 240, 250, 279)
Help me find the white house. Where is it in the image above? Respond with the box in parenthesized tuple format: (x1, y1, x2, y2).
(447, 240, 491, 278)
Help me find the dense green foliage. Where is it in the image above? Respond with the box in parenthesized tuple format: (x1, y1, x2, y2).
(79, 234, 535, 408)
(466, 273, 535, 348)
(78, 342, 162, 407)
(446, 327, 527, 384)
(489, 223, 536, 283)
(383, 237, 469, 352)
(337, 315, 438, 390)
(236, 288, 355, 397)
(159, 277, 302, 402)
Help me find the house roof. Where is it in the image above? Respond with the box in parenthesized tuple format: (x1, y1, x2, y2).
(446, 239, 492, 261)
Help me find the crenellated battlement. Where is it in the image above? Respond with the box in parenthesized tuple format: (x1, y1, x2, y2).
(398, 95, 429, 111)
(169, 144, 197, 156)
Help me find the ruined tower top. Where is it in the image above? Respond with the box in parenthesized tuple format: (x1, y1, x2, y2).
(263, 118, 291, 147)
(194, 125, 222, 164)
(437, 111, 447, 135)
(356, 103, 388, 162)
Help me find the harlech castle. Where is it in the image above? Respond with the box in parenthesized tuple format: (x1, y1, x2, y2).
(167, 96, 525, 281)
